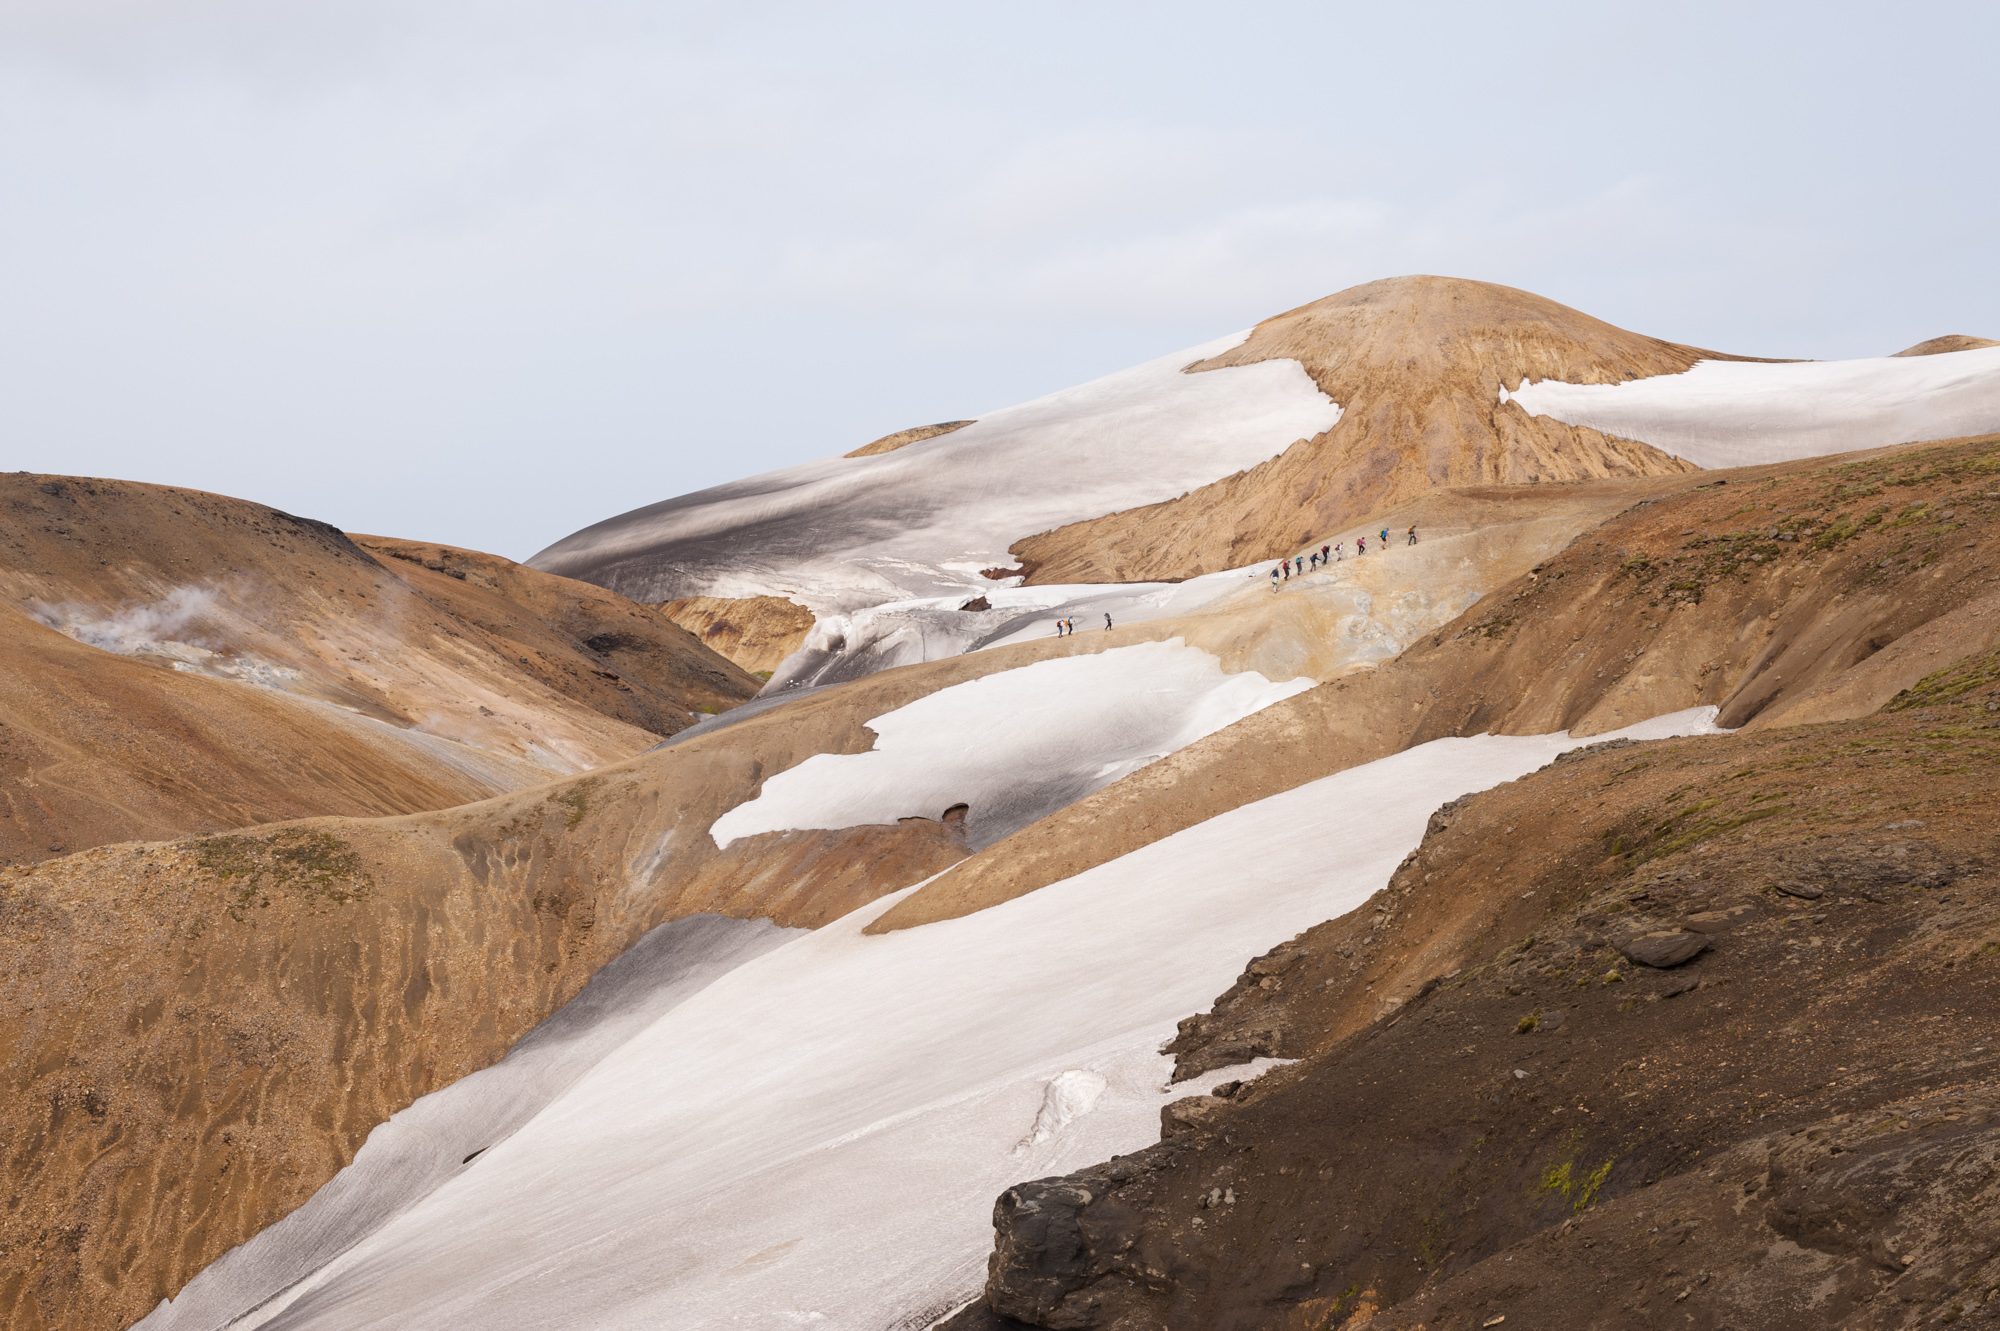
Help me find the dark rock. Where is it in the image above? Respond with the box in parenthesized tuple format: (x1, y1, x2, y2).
(986, 1175, 1103, 1326)
(1775, 882, 1825, 900)
(1619, 929, 1710, 969)
(984, 1170, 1143, 1328)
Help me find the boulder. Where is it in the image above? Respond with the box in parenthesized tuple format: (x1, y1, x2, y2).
(1619, 929, 1710, 969)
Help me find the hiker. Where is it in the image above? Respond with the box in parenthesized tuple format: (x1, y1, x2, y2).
(1054, 619, 1063, 637)
(1321, 543, 1330, 563)
(1104, 612, 1113, 631)
(1407, 523, 1418, 545)
(1270, 567, 1280, 590)
(1379, 527, 1390, 548)
(1282, 559, 1290, 580)
(1358, 535, 1367, 555)
(1335, 541, 1343, 561)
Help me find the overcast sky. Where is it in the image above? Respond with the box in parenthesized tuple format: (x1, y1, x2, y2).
(3, 2, 1995, 559)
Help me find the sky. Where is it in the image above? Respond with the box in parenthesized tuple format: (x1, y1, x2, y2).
(2, 1, 1995, 560)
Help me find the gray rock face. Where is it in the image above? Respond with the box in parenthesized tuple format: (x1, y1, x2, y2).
(986, 1174, 1110, 1328)
(1619, 928, 1711, 969)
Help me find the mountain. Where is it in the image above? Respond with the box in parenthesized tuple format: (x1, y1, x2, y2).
(6, 278, 2000, 1331)
(0, 475, 758, 863)
(1895, 333, 1998, 356)
(531, 275, 2000, 689)
(77, 428, 1996, 1331)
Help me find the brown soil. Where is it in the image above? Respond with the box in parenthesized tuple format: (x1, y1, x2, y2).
(357, 536, 759, 731)
(1892, 334, 1998, 357)
(1007, 276, 1757, 584)
(845, 420, 976, 457)
(949, 646, 2000, 1329)
(878, 433, 2000, 931)
(658, 593, 817, 676)
(0, 477, 757, 866)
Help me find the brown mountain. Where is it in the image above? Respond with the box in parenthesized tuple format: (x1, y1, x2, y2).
(1010, 275, 1758, 583)
(0, 475, 757, 864)
(1893, 333, 1998, 356)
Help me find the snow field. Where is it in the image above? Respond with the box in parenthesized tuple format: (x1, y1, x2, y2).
(714, 639, 1313, 849)
(137, 916, 800, 1331)
(205, 707, 1720, 1331)
(530, 331, 1341, 613)
(769, 516, 1553, 692)
(1502, 346, 2000, 469)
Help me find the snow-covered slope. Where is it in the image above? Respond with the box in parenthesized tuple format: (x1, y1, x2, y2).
(1502, 346, 2000, 467)
(713, 640, 1311, 849)
(173, 709, 1718, 1331)
(766, 504, 1595, 693)
(135, 915, 798, 1331)
(528, 332, 1341, 613)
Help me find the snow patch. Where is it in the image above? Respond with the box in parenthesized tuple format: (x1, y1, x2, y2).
(532, 332, 1341, 615)
(190, 708, 1721, 1331)
(1015, 1070, 1108, 1152)
(712, 640, 1312, 849)
(1501, 346, 2000, 468)
(136, 915, 800, 1331)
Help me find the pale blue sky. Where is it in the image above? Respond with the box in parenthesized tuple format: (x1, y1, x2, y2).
(3, 1, 1994, 558)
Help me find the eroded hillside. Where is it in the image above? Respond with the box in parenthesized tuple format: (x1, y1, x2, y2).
(0, 476, 757, 863)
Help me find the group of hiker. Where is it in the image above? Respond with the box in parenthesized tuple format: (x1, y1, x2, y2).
(1053, 613, 1113, 637)
(1268, 524, 1418, 589)
(1052, 520, 1422, 635)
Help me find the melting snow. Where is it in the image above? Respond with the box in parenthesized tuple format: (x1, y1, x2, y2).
(530, 332, 1341, 614)
(1501, 346, 2000, 468)
(1014, 1070, 1110, 1152)
(713, 639, 1312, 849)
(138, 916, 800, 1331)
(178, 708, 1720, 1331)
